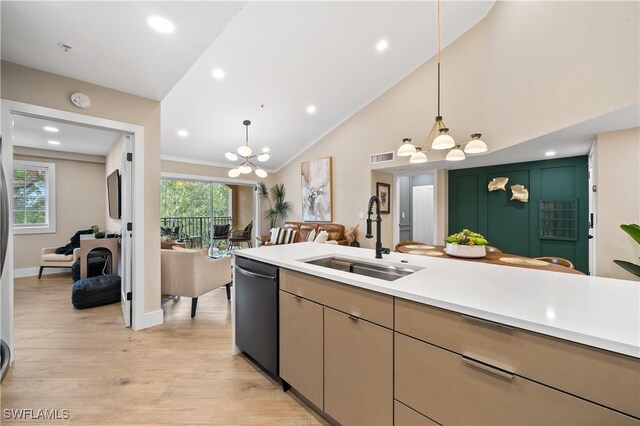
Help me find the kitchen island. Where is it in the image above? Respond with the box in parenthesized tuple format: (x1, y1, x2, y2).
(233, 242, 640, 425)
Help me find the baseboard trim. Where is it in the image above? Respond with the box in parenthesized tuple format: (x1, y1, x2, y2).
(134, 309, 163, 330)
(14, 267, 71, 278)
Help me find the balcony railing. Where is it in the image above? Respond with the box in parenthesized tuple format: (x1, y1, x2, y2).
(161, 216, 232, 247)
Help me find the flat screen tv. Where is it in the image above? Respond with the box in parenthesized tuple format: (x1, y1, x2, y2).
(107, 169, 121, 219)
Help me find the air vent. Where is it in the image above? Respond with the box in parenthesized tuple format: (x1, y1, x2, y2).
(370, 151, 395, 164)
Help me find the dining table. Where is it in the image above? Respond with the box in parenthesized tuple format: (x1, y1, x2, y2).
(395, 244, 584, 275)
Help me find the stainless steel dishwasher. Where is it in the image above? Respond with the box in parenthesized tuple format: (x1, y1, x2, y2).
(234, 256, 279, 377)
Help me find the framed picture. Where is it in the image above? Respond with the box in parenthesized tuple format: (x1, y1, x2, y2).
(376, 182, 391, 214)
(301, 157, 332, 222)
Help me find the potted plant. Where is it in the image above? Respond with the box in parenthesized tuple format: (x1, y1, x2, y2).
(445, 229, 489, 258)
(346, 225, 361, 247)
(614, 224, 640, 278)
(257, 182, 293, 229)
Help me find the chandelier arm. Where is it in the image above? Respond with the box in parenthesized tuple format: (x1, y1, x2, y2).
(424, 120, 439, 148)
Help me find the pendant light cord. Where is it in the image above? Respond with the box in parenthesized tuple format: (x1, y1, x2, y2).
(436, 0, 441, 119)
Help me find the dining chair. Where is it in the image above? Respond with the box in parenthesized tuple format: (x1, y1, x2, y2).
(485, 245, 503, 254)
(535, 256, 575, 269)
(394, 240, 427, 252)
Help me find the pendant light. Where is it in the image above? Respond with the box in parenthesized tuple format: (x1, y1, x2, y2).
(397, 0, 487, 163)
(225, 120, 270, 178)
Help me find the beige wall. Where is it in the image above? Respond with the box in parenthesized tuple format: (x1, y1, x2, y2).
(272, 1, 639, 250)
(2, 61, 162, 314)
(13, 151, 106, 269)
(595, 128, 640, 281)
(230, 185, 254, 230)
(105, 135, 124, 233)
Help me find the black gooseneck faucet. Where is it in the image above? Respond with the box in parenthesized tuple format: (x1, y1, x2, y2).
(365, 196, 390, 259)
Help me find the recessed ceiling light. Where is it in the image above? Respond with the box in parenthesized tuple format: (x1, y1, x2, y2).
(48, 140, 61, 146)
(212, 68, 225, 79)
(177, 129, 189, 138)
(376, 39, 389, 52)
(43, 126, 59, 133)
(147, 16, 175, 34)
(545, 151, 556, 157)
(306, 105, 317, 114)
(262, 147, 270, 153)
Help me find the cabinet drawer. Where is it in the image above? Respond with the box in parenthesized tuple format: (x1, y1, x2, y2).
(394, 401, 440, 426)
(395, 333, 638, 425)
(281, 269, 393, 328)
(395, 298, 640, 417)
(279, 291, 323, 409)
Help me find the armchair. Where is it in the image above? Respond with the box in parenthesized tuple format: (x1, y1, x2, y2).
(161, 249, 232, 317)
(229, 221, 253, 249)
(39, 247, 81, 278)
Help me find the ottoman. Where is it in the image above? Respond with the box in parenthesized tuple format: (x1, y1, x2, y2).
(71, 274, 121, 310)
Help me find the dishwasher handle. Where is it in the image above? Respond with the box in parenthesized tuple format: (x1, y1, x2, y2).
(235, 265, 277, 281)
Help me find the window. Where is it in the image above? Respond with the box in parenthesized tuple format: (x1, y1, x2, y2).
(13, 160, 56, 234)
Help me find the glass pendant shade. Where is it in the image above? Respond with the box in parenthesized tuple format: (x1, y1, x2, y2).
(409, 150, 428, 164)
(432, 129, 455, 150)
(446, 148, 465, 161)
(237, 145, 252, 157)
(463, 134, 487, 154)
(255, 168, 268, 178)
(397, 139, 417, 157)
(239, 164, 252, 174)
(228, 168, 241, 178)
(257, 153, 270, 162)
(225, 152, 238, 161)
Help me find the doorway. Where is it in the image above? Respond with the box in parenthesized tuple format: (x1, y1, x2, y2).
(1, 100, 146, 358)
(412, 185, 435, 245)
(396, 172, 438, 245)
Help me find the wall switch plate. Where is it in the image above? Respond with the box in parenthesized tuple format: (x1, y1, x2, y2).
(401, 212, 405, 219)
(359, 212, 365, 219)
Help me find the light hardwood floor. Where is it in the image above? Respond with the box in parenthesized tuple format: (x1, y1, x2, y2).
(2, 274, 326, 425)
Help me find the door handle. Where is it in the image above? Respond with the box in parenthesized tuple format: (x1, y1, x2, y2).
(294, 295, 302, 302)
(235, 265, 277, 281)
(461, 314, 513, 332)
(588, 235, 594, 239)
(348, 315, 359, 322)
(461, 356, 514, 380)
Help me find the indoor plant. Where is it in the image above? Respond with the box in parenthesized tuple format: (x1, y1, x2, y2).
(258, 182, 293, 229)
(614, 224, 640, 278)
(445, 229, 489, 258)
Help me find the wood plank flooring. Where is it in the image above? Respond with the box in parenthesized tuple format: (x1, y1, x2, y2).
(2, 274, 326, 425)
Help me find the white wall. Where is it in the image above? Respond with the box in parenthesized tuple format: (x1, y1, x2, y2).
(105, 135, 124, 233)
(595, 128, 640, 281)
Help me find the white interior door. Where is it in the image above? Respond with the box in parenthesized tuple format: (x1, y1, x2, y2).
(120, 136, 133, 327)
(412, 185, 435, 244)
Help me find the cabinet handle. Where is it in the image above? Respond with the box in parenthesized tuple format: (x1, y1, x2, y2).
(294, 295, 302, 302)
(348, 315, 359, 322)
(461, 314, 513, 332)
(461, 356, 514, 380)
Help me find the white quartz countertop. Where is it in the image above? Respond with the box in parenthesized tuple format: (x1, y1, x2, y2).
(234, 242, 640, 358)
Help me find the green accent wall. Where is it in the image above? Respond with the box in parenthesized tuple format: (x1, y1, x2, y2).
(448, 156, 589, 273)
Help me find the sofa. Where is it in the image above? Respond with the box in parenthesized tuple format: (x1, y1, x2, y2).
(261, 222, 348, 245)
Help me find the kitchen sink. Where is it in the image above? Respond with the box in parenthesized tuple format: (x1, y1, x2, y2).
(304, 256, 421, 281)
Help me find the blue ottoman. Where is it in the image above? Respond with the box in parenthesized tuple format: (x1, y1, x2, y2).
(71, 274, 121, 310)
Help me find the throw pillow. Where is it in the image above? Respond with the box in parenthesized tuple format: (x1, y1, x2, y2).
(276, 228, 297, 245)
(314, 230, 329, 243)
(305, 229, 317, 242)
(269, 227, 280, 244)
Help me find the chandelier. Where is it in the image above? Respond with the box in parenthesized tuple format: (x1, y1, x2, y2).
(397, 0, 487, 163)
(226, 120, 269, 178)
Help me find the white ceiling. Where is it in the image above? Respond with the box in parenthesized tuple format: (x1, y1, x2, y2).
(160, 1, 495, 171)
(12, 115, 122, 156)
(384, 103, 640, 176)
(1, 1, 245, 100)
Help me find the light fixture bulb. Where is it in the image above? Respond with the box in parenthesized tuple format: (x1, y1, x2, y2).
(239, 164, 252, 174)
(228, 168, 241, 178)
(409, 150, 428, 164)
(255, 168, 268, 178)
(212, 68, 225, 79)
(545, 151, 556, 157)
(237, 146, 252, 157)
(306, 105, 317, 114)
(397, 138, 417, 157)
(257, 153, 270, 162)
(225, 152, 238, 161)
(446, 148, 465, 161)
(262, 147, 270, 153)
(463, 134, 487, 154)
(376, 39, 389, 52)
(48, 140, 61, 146)
(177, 129, 189, 138)
(43, 126, 59, 133)
(432, 128, 455, 150)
